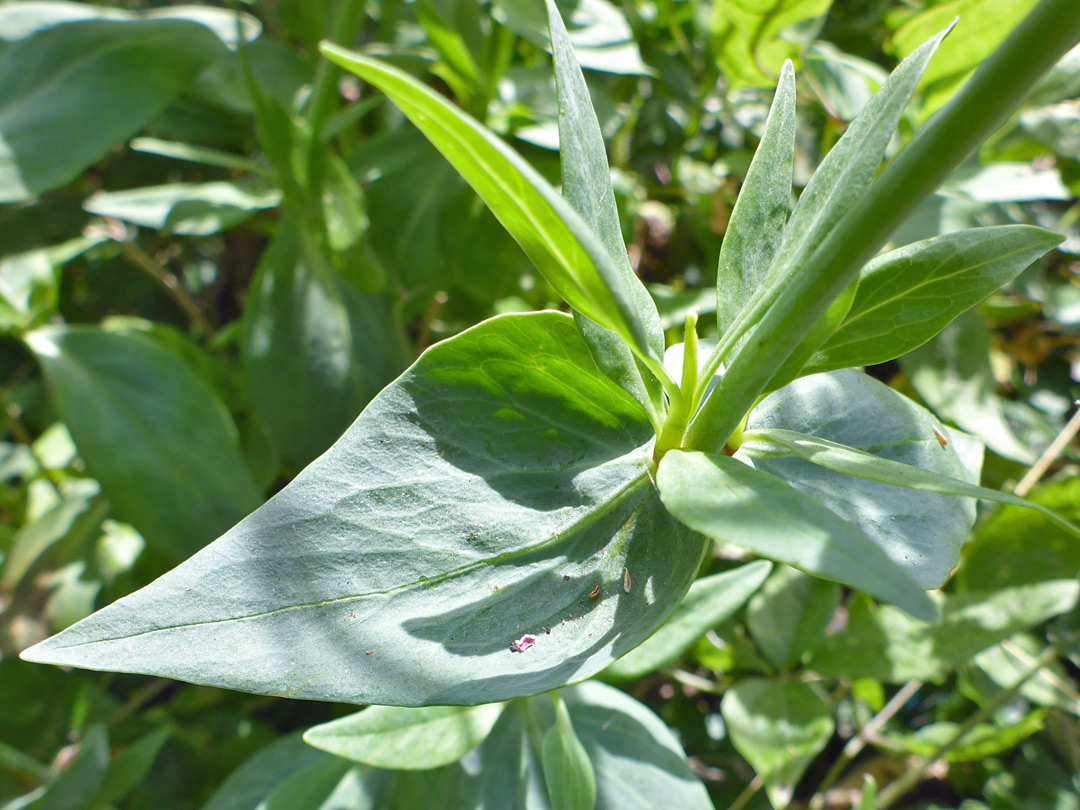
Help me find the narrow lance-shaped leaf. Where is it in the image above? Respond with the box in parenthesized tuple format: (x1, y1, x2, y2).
(320, 43, 661, 368)
(604, 560, 772, 681)
(23, 313, 708, 706)
(546, 0, 666, 423)
(716, 60, 795, 337)
(806, 225, 1064, 374)
(741, 427, 1080, 538)
(304, 704, 506, 770)
(657, 449, 937, 621)
(690, 28, 951, 452)
(541, 694, 597, 810)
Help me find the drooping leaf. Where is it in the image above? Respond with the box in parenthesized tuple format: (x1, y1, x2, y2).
(737, 369, 980, 588)
(546, 0, 664, 423)
(83, 183, 282, 236)
(0, 19, 227, 202)
(741, 427, 1080, 537)
(721, 679, 834, 809)
(319, 44, 662, 368)
(603, 561, 772, 681)
(24, 326, 262, 560)
(656, 449, 936, 621)
(541, 695, 596, 810)
(304, 704, 506, 770)
(746, 565, 840, 672)
(810, 581, 1080, 682)
(716, 60, 795, 339)
(22, 313, 707, 706)
(808, 225, 1063, 373)
(243, 221, 406, 468)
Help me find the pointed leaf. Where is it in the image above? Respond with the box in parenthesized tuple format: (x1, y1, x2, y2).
(721, 679, 834, 809)
(716, 61, 795, 337)
(24, 327, 262, 560)
(603, 560, 772, 681)
(657, 449, 935, 621)
(83, 182, 282, 236)
(808, 225, 1064, 373)
(23, 313, 707, 705)
(305, 704, 505, 770)
(742, 428, 1080, 538)
(542, 696, 596, 810)
(546, 0, 664, 421)
(320, 44, 659, 365)
(738, 369, 979, 588)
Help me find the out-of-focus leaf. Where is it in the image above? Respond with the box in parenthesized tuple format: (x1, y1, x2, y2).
(805, 42, 887, 121)
(243, 221, 405, 468)
(38, 724, 109, 810)
(0, 19, 227, 202)
(881, 711, 1045, 762)
(305, 704, 505, 770)
(1021, 101, 1080, 159)
(941, 161, 1073, 203)
(541, 696, 596, 810)
(83, 183, 282, 236)
(91, 727, 170, 807)
(973, 634, 1080, 716)
(200, 735, 327, 810)
(810, 581, 1080, 682)
(721, 679, 834, 809)
(24, 326, 262, 560)
(746, 565, 840, 671)
(603, 561, 772, 681)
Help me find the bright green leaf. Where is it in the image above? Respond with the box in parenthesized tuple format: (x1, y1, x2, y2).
(721, 679, 834, 809)
(304, 704, 505, 770)
(657, 449, 936, 621)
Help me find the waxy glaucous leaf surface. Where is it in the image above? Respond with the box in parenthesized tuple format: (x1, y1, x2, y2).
(22, 1, 1080, 707)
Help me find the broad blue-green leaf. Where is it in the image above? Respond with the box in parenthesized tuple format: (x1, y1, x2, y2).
(542, 696, 596, 810)
(738, 369, 979, 588)
(721, 679, 834, 809)
(390, 682, 713, 810)
(546, 0, 664, 423)
(746, 565, 840, 671)
(319, 44, 661, 368)
(0, 19, 226, 202)
(83, 183, 282, 236)
(716, 61, 795, 337)
(810, 581, 1080, 681)
(657, 449, 936, 621)
(243, 221, 406, 468)
(24, 327, 262, 560)
(808, 226, 1064, 373)
(201, 734, 392, 810)
(305, 704, 506, 770)
(741, 427, 1080, 537)
(22, 313, 707, 706)
(603, 561, 772, 681)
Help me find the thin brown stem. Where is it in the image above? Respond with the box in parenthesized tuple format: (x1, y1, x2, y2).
(1015, 403, 1080, 497)
(116, 235, 215, 338)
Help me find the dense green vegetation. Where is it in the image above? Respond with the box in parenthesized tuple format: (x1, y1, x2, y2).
(2, 0, 1080, 807)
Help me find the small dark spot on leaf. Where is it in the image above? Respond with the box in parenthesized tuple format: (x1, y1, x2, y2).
(563, 575, 570, 581)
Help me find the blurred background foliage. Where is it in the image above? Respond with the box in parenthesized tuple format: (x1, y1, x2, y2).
(0, 0, 1079, 807)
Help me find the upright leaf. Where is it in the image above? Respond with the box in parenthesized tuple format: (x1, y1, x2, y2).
(721, 679, 834, 809)
(546, 0, 665, 423)
(716, 61, 795, 337)
(0, 19, 226, 202)
(243, 221, 406, 468)
(541, 696, 596, 810)
(657, 449, 936, 621)
(808, 225, 1063, 373)
(23, 313, 707, 705)
(24, 327, 262, 560)
(305, 704, 505, 770)
(319, 44, 661, 367)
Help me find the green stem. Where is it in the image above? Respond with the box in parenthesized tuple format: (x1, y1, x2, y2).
(686, 0, 1080, 453)
(876, 638, 1073, 808)
(307, 0, 366, 135)
(655, 312, 699, 457)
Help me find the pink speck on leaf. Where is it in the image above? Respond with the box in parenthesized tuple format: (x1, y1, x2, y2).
(509, 634, 537, 653)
